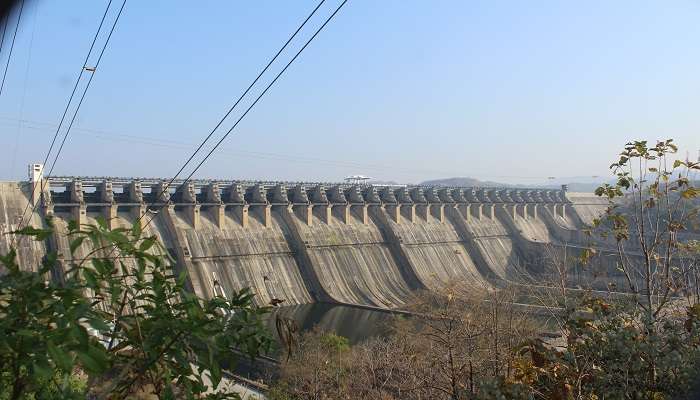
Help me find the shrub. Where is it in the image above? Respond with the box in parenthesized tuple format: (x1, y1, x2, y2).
(0, 218, 272, 399)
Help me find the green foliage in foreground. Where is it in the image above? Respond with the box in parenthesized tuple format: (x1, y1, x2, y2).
(0, 369, 87, 400)
(485, 298, 700, 400)
(0, 218, 272, 399)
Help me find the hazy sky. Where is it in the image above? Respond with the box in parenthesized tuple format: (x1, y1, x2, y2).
(0, 0, 698, 185)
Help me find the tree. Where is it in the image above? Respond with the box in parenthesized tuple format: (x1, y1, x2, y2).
(403, 286, 536, 399)
(269, 329, 352, 400)
(593, 139, 700, 321)
(486, 139, 700, 400)
(270, 285, 538, 400)
(495, 296, 700, 399)
(0, 230, 98, 400)
(0, 217, 272, 399)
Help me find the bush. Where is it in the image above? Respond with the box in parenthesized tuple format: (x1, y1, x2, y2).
(494, 297, 700, 399)
(0, 218, 272, 399)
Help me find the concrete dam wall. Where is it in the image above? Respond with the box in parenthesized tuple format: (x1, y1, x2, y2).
(0, 178, 609, 308)
(0, 182, 49, 272)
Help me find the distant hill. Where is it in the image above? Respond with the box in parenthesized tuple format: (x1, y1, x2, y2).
(419, 177, 512, 187)
(419, 176, 605, 193)
(418, 176, 697, 193)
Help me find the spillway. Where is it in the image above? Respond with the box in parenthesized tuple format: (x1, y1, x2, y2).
(176, 208, 315, 306)
(288, 206, 414, 307)
(0, 174, 610, 309)
(387, 208, 489, 291)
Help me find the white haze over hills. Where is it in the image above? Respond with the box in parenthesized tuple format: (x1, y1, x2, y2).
(418, 175, 700, 193)
(417, 177, 609, 193)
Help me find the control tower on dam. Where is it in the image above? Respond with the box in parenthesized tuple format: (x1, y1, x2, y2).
(0, 172, 612, 308)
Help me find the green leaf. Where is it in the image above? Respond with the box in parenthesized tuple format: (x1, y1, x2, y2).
(11, 226, 53, 241)
(40, 252, 58, 274)
(681, 188, 698, 199)
(617, 177, 630, 189)
(70, 236, 85, 254)
(67, 219, 79, 233)
(33, 360, 54, 380)
(72, 324, 89, 348)
(47, 341, 73, 371)
(95, 215, 108, 230)
(91, 258, 110, 275)
(83, 269, 99, 289)
(132, 219, 142, 239)
(87, 315, 110, 332)
(76, 345, 109, 373)
(209, 361, 222, 388)
(139, 236, 156, 252)
(0, 248, 18, 269)
(178, 269, 188, 286)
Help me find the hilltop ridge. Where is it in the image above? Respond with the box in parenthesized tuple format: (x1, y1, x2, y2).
(419, 176, 605, 193)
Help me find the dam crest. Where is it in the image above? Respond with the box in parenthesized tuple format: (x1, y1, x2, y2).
(0, 174, 610, 308)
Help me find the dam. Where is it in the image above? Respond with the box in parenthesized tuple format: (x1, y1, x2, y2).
(0, 170, 612, 309)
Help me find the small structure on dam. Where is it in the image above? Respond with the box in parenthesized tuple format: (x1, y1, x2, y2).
(0, 167, 611, 309)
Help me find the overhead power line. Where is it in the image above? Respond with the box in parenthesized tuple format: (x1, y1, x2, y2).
(177, 0, 349, 188)
(6, 115, 612, 182)
(0, 0, 25, 98)
(2, 116, 607, 182)
(45, 0, 127, 179)
(38, 0, 115, 179)
(137, 0, 349, 230)
(11, 0, 40, 179)
(72, 0, 350, 266)
(15, 0, 125, 238)
(165, 0, 328, 189)
(0, 14, 9, 55)
(0, 117, 536, 179)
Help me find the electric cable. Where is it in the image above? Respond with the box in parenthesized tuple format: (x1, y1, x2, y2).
(2, 114, 603, 182)
(45, 0, 127, 179)
(0, 14, 9, 55)
(14, 0, 124, 241)
(163, 0, 327, 191)
(138, 0, 349, 231)
(0, 0, 25, 98)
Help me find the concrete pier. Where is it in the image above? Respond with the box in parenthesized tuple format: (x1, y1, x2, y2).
(1, 174, 612, 308)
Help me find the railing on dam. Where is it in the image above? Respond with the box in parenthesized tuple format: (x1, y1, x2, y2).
(29, 176, 574, 229)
